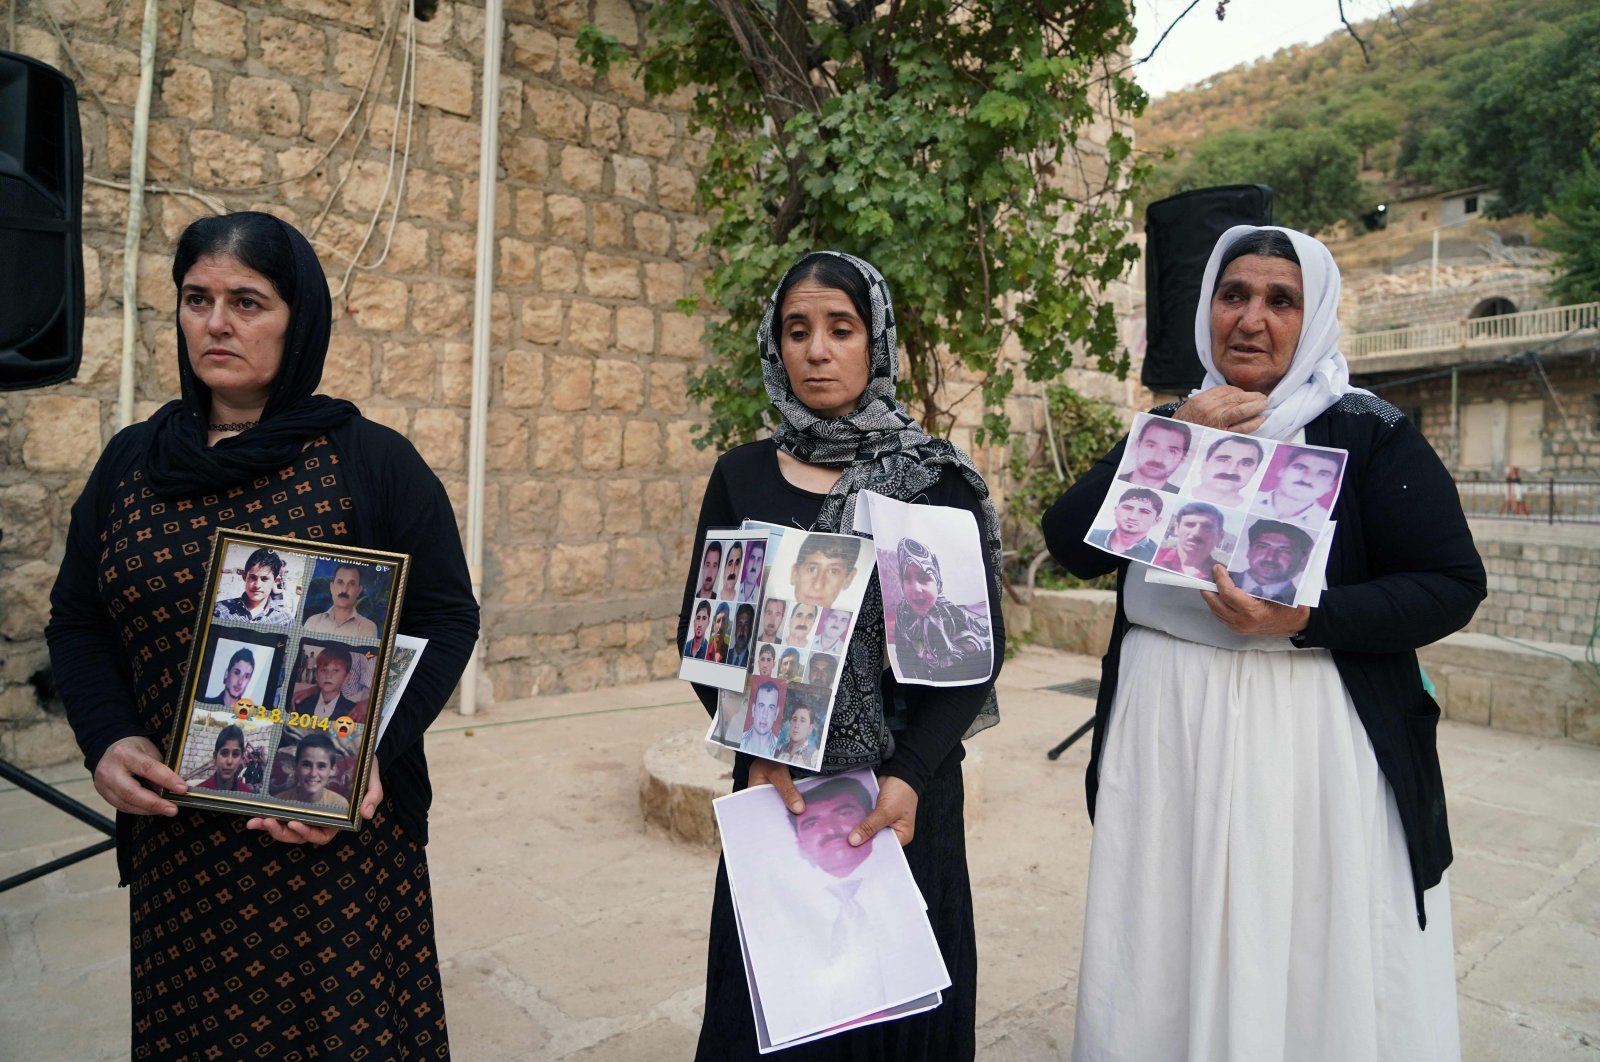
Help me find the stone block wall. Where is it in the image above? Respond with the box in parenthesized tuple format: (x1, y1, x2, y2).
(0, 1, 1141, 767)
(1343, 260, 1555, 336)
(1375, 352, 1600, 478)
(1, 0, 716, 765)
(1462, 520, 1600, 648)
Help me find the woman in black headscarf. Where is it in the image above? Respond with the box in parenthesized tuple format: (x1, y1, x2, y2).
(47, 212, 479, 1059)
(678, 251, 1005, 1060)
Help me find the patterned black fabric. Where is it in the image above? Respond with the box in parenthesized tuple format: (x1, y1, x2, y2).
(102, 440, 448, 1060)
(757, 252, 1001, 769)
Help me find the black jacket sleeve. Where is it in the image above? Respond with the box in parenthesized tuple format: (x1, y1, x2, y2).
(1299, 417, 1486, 653)
(1042, 437, 1129, 580)
(877, 468, 1006, 797)
(678, 458, 737, 718)
(340, 422, 480, 772)
(46, 430, 152, 772)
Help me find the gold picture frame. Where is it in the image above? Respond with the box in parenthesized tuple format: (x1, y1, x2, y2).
(163, 529, 410, 830)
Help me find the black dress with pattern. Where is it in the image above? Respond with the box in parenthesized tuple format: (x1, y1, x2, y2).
(90, 438, 448, 1060)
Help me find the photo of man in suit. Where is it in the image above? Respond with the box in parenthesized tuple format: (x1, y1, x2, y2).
(1228, 519, 1314, 604)
(295, 644, 362, 721)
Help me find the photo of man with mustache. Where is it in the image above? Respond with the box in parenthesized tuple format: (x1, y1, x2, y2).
(1191, 435, 1264, 508)
(303, 562, 378, 637)
(1252, 446, 1343, 528)
(1116, 418, 1192, 494)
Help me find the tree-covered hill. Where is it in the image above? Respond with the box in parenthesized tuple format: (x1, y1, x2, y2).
(1134, 0, 1600, 234)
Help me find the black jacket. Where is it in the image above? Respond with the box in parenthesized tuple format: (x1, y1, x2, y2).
(1043, 394, 1485, 927)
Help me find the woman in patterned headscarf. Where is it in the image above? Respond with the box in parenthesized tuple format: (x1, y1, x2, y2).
(47, 211, 479, 1059)
(1045, 226, 1484, 1060)
(678, 251, 1005, 1060)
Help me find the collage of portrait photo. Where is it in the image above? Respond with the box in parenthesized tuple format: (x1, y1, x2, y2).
(168, 536, 407, 826)
(1084, 412, 1347, 606)
(679, 530, 772, 692)
(702, 529, 874, 771)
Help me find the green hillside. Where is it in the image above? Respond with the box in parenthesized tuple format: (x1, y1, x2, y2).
(1134, 0, 1600, 234)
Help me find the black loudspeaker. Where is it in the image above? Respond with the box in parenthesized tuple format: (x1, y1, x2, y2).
(0, 50, 84, 391)
(1142, 184, 1273, 395)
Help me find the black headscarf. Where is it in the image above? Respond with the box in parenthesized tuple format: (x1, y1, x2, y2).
(144, 213, 358, 497)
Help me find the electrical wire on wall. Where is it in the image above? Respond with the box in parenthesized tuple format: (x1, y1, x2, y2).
(39, 0, 419, 291)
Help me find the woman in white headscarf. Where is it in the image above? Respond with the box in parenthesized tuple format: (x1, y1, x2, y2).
(1043, 226, 1485, 1060)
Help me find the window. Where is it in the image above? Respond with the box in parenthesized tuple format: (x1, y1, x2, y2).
(1464, 195, 1479, 215)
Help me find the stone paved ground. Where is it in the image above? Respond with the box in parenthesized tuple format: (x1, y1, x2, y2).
(2, 647, 1597, 1059)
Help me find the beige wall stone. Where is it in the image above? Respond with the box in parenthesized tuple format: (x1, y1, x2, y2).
(413, 407, 465, 471)
(226, 75, 303, 138)
(416, 47, 475, 117)
(527, 84, 587, 142)
(160, 61, 215, 121)
(191, 0, 248, 61)
(261, 16, 327, 77)
(0, 561, 56, 640)
(559, 146, 604, 193)
(22, 397, 103, 472)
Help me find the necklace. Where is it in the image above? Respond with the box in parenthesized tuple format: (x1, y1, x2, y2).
(208, 420, 258, 432)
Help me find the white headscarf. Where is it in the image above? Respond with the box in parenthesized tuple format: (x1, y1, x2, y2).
(1190, 224, 1372, 441)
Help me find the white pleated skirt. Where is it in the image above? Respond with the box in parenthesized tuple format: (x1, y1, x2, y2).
(1071, 627, 1460, 1062)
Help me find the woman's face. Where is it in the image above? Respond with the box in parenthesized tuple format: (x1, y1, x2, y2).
(225, 659, 254, 700)
(1209, 254, 1305, 395)
(180, 253, 290, 412)
(778, 278, 871, 418)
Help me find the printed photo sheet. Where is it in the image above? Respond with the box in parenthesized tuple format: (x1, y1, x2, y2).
(680, 530, 773, 692)
(852, 490, 995, 687)
(704, 529, 875, 771)
(715, 770, 950, 1049)
(1084, 412, 1348, 607)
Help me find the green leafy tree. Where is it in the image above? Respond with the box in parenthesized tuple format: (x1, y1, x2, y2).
(1455, 9, 1600, 216)
(1332, 103, 1399, 171)
(1155, 127, 1369, 235)
(579, 1, 1149, 450)
(1005, 383, 1123, 590)
(1540, 152, 1600, 304)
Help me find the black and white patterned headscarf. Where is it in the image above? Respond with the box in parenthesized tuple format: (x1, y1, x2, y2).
(758, 251, 1001, 772)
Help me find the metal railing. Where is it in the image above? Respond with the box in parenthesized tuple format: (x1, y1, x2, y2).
(1349, 302, 1600, 359)
(1456, 479, 1600, 524)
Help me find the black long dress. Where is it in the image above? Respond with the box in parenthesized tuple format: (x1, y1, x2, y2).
(50, 433, 462, 1060)
(681, 440, 1004, 1061)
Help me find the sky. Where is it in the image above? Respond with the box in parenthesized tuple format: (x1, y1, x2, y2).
(1128, 0, 1421, 99)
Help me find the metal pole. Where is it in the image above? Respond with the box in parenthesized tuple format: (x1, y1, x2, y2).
(117, 0, 161, 429)
(460, 0, 505, 716)
(1449, 365, 1459, 472)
